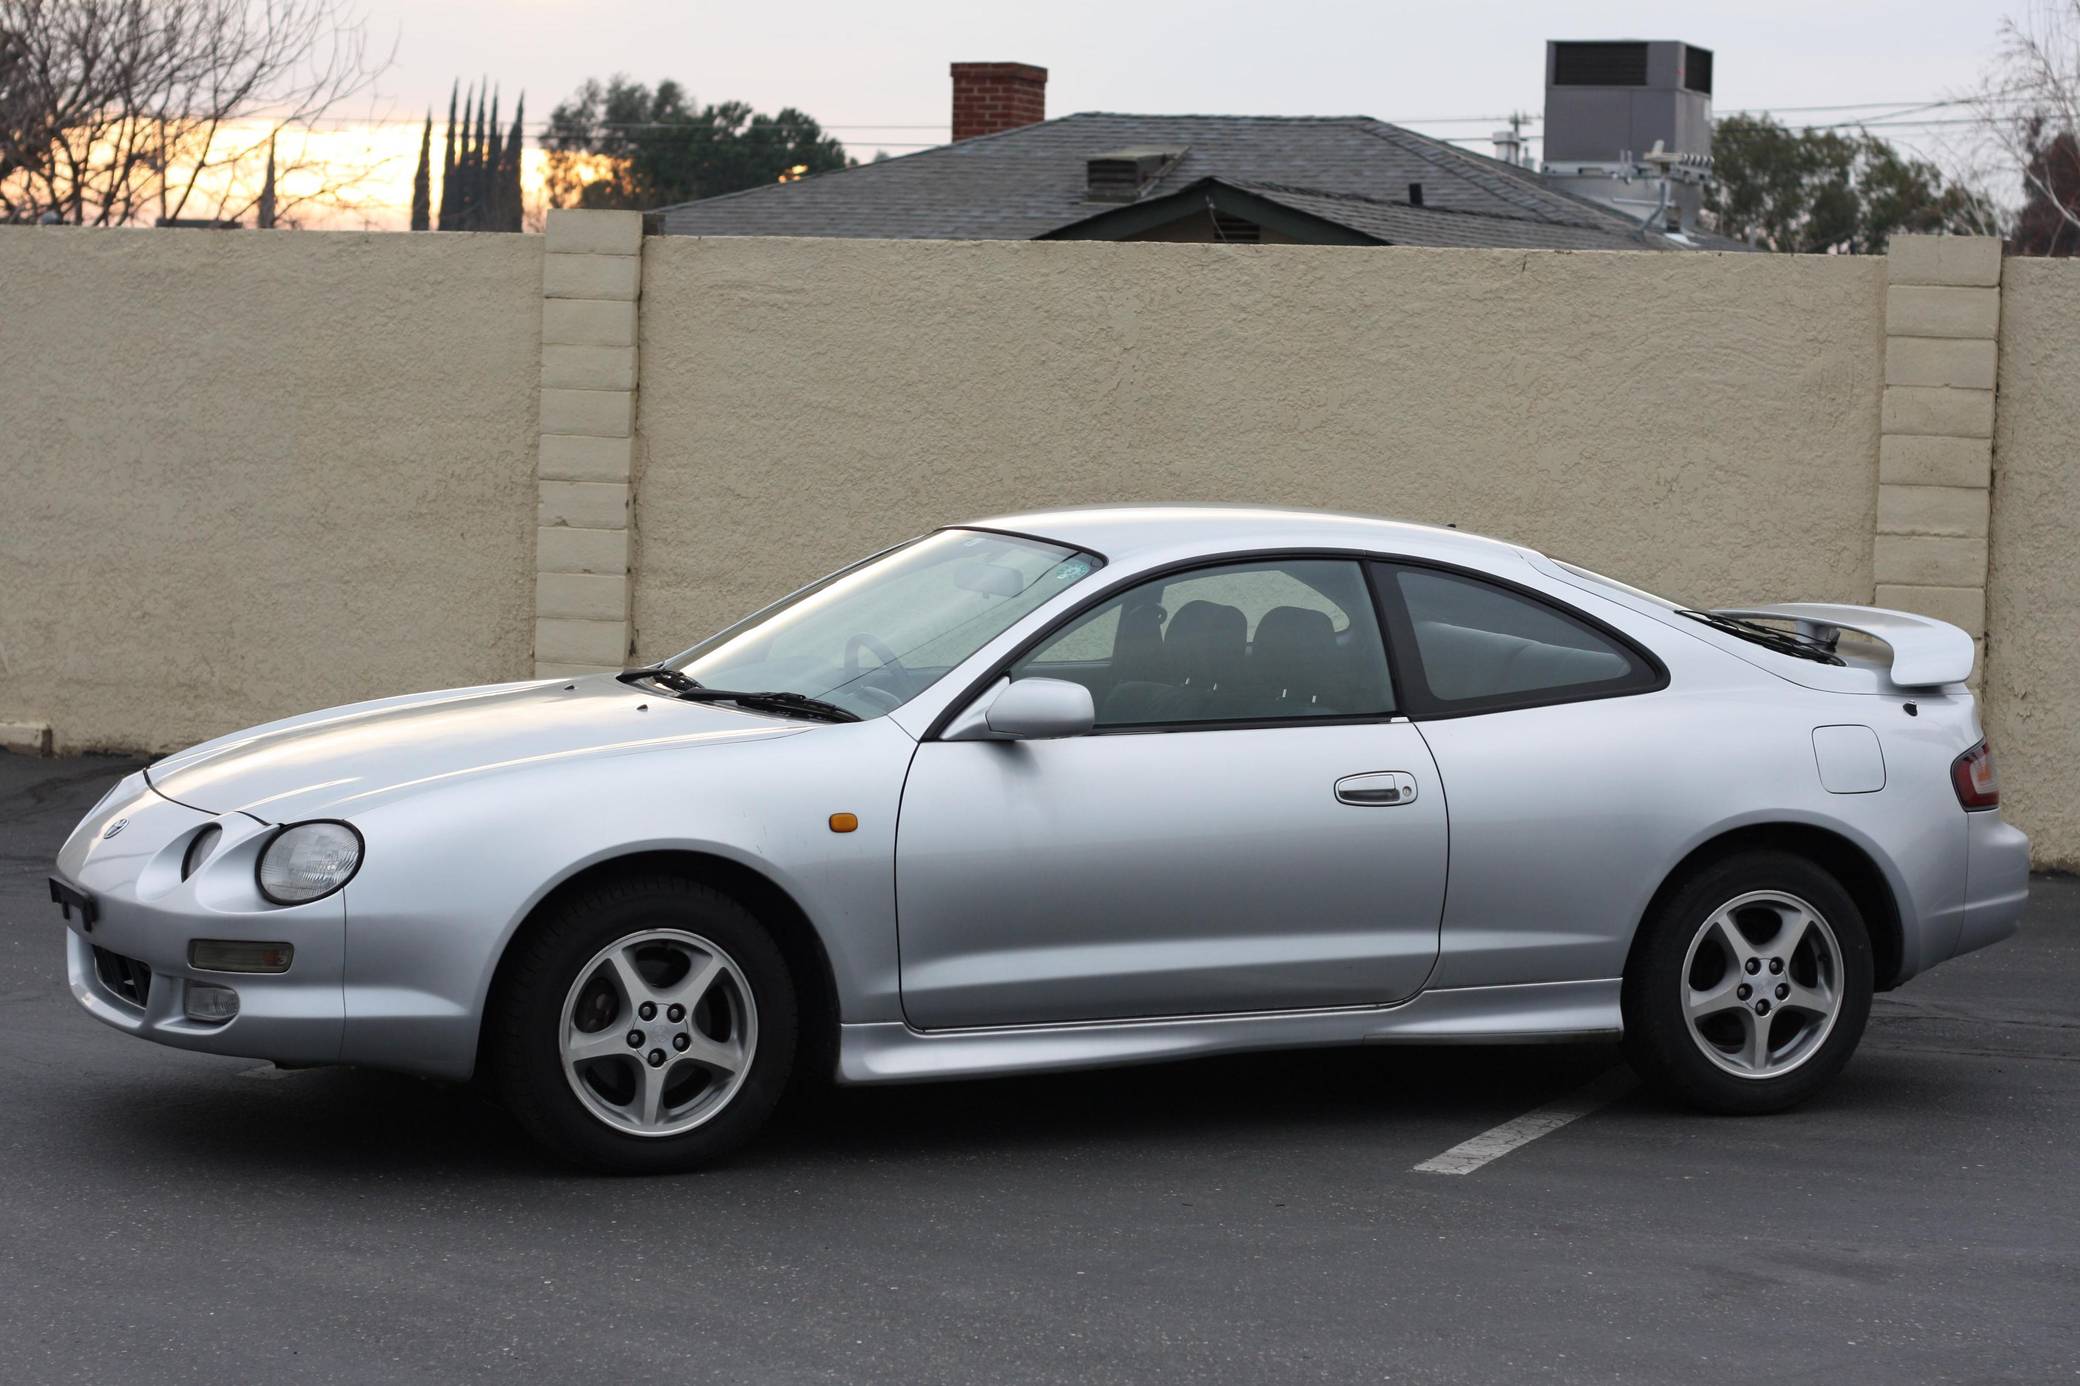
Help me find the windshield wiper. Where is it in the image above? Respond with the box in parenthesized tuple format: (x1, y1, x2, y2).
(619, 666, 858, 722)
(665, 687, 861, 723)
(618, 665, 702, 692)
(1676, 610, 1846, 666)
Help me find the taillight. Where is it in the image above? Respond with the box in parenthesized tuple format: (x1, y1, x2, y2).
(1951, 740, 2000, 810)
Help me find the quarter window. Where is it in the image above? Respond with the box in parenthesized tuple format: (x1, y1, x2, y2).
(1013, 559, 1395, 728)
(1382, 565, 1655, 711)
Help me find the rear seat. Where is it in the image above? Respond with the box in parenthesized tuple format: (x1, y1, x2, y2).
(1412, 620, 1628, 699)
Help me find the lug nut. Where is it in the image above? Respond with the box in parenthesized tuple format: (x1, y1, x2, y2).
(666, 1004, 686, 1023)
(672, 1033, 690, 1052)
(638, 1001, 657, 1021)
(1776, 983, 1790, 1000)
(1768, 958, 1784, 975)
(1737, 983, 1752, 1001)
(1755, 999, 1772, 1016)
(626, 1029, 644, 1048)
(1744, 958, 1761, 975)
(647, 1048, 666, 1067)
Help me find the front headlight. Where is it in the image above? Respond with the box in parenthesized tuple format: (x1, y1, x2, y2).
(256, 821, 364, 905)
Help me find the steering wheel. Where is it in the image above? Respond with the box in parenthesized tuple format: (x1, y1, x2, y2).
(844, 633, 905, 678)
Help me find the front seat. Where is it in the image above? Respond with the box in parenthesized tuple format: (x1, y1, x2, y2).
(1102, 600, 1246, 724)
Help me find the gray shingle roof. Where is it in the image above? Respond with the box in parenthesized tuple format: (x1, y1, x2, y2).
(655, 112, 1703, 250)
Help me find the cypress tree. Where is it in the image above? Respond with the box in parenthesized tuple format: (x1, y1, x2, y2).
(455, 85, 471, 229)
(437, 82, 457, 230)
(410, 111, 432, 230)
(467, 80, 489, 229)
(502, 94, 525, 231)
(257, 134, 276, 229)
(486, 89, 503, 231)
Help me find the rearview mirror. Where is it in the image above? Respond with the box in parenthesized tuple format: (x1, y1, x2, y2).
(982, 678, 1094, 740)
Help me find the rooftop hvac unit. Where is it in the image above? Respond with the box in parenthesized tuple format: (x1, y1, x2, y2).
(1540, 39, 1715, 237)
(1543, 40, 1713, 167)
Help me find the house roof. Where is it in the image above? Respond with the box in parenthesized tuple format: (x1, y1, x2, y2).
(655, 112, 1725, 251)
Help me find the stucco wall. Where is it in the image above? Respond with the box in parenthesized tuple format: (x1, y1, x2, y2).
(1987, 258, 2080, 871)
(0, 227, 541, 752)
(632, 237, 1885, 656)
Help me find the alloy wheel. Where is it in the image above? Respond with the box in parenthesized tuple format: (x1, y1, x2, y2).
(558, 928, 758, 1137)
(1680, 890, 1844, 1080)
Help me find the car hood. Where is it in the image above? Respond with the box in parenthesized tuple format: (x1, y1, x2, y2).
(148, 676, 806, 821)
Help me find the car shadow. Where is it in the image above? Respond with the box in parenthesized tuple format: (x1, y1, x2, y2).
(70, 1041, 1631, 1182)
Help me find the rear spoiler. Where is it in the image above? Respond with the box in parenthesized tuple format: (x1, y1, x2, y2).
(1711, 603, 1974, 687)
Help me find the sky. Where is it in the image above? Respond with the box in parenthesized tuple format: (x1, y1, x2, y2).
(291, 0, 2028, 228)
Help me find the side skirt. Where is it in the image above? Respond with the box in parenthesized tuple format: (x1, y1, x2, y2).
(835, 978, 1623, 1085)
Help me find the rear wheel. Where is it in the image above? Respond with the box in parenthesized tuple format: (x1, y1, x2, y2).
(490, 876, 797, 1172)
(1622, 851, 1872, 1114)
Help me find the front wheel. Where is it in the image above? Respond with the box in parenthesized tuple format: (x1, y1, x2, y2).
(1622, 850, 1873, 1115)
(490, 876, 798, 1172)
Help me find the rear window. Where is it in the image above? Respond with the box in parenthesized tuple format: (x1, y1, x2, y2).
(1381, 565, 1661, 713)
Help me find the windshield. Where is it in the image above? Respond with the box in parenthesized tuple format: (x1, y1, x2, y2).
(664, 530, 1102, 719)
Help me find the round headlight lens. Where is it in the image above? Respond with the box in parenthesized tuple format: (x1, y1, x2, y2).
(256, 821, 363, 904)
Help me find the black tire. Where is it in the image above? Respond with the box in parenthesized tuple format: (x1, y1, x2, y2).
(489, 874, 798, 1173)
(1622, 849, 1873, 1115)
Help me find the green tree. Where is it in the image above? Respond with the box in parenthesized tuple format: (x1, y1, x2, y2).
(1706, 113, 1996, 253)
(543, 76, 851, 210)
(410, 111, 431, 230)
(2013, 118, 2080, 255)
(437, 82, 457, 230)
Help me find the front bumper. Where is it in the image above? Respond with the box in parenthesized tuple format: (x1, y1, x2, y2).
(66, 922, 345, 1065)
(55, 779, 346, 1066)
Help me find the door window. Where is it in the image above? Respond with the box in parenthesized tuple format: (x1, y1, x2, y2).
(1012, 559, 1394, 728)
(1381, 565, 1657, 712)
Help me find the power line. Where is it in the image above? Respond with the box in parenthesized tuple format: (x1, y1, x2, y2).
(213, 91, 2041, 139)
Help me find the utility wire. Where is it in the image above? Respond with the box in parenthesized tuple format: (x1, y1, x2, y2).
(247, 91, 2037, 133)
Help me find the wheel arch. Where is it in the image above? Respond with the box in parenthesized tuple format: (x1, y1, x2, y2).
(477, 848, 842, 1084)
(1627, 822, 1906, 991)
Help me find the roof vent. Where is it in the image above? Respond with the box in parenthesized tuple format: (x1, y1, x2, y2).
(1552, 41, 1649, 87)
(1683, 44, 1713, 95)
(1408, 182, 1424, 207)
(1085, 146, 1186, 203)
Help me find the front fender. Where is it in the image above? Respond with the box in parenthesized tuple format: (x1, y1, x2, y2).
(334, 717, 917, 1079)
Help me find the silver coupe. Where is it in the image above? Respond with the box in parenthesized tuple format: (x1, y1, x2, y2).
(53, 507, 2029, 1171)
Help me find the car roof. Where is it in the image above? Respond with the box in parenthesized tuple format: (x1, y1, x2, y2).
(958, 503, 1538, 567)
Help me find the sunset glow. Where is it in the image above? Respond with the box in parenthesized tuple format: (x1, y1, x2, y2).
(152, 118, 581, 231)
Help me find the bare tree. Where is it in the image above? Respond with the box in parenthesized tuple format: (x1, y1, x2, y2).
(1972, 0, 2080, 252)
(0, 0, 389, 227)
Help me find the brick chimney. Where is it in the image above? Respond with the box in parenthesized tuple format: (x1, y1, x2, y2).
(950, 62, 1048, 141)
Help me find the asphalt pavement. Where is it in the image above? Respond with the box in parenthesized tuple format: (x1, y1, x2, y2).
(2, 750, 2074, 1384)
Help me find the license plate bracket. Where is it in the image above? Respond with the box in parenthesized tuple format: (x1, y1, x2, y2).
(49, 878, 97, 931)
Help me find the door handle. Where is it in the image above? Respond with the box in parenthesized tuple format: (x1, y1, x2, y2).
(1334, 771, 1418, 806)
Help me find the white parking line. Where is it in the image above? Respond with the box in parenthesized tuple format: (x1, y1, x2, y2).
(237, 1063, 297, 1080)
(1413, 1066, 1637, 1175)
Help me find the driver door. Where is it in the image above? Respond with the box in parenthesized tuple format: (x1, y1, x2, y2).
(894, 557, 1448, 1030)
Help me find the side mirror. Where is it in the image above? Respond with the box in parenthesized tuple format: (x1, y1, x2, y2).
(981, 678, 1095, 740)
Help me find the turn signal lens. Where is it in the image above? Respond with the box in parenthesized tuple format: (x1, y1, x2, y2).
(185, 982, 240, 1022)
(256, 821, 363, 904)
(189, 940, 294, 974)
(1950, 740, 2000, 811)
